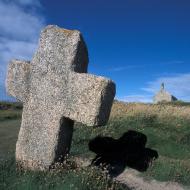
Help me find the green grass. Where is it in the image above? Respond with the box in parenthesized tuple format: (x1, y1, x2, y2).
(0, 107, 128, 190)
(0, 156, 127, 190)
(1, 101, 190, 189)
(72, 117, 190, 186)
(0, 110, 22, 121)
(0, 119, 21, 159)
(0, 101, 23, 110)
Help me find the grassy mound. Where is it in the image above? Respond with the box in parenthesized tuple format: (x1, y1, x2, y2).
(1, 100, 190, 189)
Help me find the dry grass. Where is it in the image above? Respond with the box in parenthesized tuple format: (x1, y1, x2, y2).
(111, 100, 190, 121)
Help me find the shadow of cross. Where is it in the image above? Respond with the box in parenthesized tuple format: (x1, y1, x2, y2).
(6, 25, 116, 170)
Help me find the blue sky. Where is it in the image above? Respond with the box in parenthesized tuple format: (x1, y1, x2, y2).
(0, 0, 190, 102)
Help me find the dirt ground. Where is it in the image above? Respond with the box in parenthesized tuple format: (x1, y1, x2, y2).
(116, 168, 188, 190)
(75, 157, 189, 190)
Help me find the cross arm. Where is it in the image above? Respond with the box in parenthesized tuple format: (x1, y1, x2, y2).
(66, 73, 116, 126)
(6, 59, 31, 102)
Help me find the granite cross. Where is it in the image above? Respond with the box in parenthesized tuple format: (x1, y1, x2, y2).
(6, 25, 115, 170)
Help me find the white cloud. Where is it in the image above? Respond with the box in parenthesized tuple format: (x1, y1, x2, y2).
(109, 60, 185, 72)
(142, 73, 190, 101)
(0, 1, 44, 41)
(118, 95, 153, 103)
(109, 65, 144, 72)
(15, 0, 41, 7)
(118, 73, 190, 103)
(0, 38, 37, 63)
(161, 60, 184, 65)
(0, 0, 45, 101)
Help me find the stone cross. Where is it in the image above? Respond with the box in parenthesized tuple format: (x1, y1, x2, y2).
(6, 25, 115, 170)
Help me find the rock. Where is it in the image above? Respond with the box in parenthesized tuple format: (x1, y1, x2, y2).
(6, 25, 116, 170)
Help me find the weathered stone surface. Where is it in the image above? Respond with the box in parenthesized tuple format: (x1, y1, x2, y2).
(153, 83, 177, 103)
(6, 25, 116, 170)
(6, 60, 31, 103)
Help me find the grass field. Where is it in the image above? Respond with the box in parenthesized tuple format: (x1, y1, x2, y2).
(1, 100, 190, 189)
